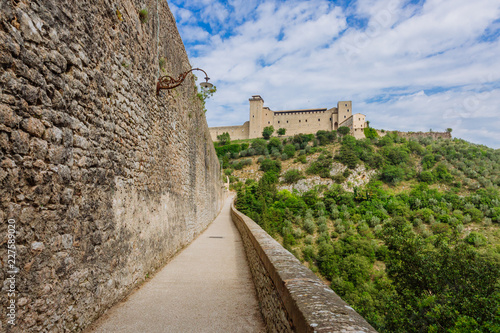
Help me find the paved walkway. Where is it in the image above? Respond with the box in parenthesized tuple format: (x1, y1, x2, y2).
(88, 194, 265, 332)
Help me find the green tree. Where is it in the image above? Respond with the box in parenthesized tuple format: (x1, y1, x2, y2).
(335, 136, 359, 169)
(216, 132, 230, 146)
(267, 137, 282, 152)
(383, 218, 500, 332)
(338, 126, 351, 137)
(283, 169, 305, 184)
(380, 165, 405, 185)
(277, 128, 286, 136)
(260, 159, 282, 173)
(251, 138, 267, 155)
(283, 144, 296, 157)
(263, 126, 275, 139)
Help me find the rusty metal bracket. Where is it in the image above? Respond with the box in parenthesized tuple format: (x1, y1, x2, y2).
(156, 68, 211, 95)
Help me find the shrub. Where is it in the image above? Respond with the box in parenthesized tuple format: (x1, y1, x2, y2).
(215, 144, 242, 157)
(335, 136, 358, 169)
(259, 159, 282, 173)
(434, 163, 454, 183)
(304, 235, 313, 245)
(316, 130, 337, 145)
(139, 8, 148, 23)
(419, 171, 435, 183)
(159, 57, 166, 72)
(251, 139, 267, 155)
(304, 218, 316, 234)
(283, 144, 296, 157)
(431, 222, 451, 234)
(302, 245, 316, 261)
(267, 137, 282, 152)
(465, 232, 487, 247)
(307, 152, 333, 178)
(364, 127, 378, 139)
(380, 165, 405, 185)
(338, 126, 350, 137)
(283, 169, 305, 184)
(318, 223, 328, 233)
(217, 132, 231, 146)
(383, 146, 409, 165)
(262, 126, 275, 139)
(295, 155, 307, 164)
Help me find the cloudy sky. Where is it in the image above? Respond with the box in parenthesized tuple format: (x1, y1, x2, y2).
(168, 0, 500, 149)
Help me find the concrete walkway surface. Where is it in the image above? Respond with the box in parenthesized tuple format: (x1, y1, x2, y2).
(87, 194, 265, 333)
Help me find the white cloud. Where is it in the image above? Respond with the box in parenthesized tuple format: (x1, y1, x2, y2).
(171, 0, 500, 148)
(178, 25, 209, 42)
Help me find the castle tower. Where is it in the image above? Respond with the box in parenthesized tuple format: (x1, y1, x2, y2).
(338, 101, 352, 126)
(249, 95, 264, 139)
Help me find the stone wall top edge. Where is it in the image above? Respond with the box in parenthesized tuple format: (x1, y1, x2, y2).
(230, 200, 377, 333)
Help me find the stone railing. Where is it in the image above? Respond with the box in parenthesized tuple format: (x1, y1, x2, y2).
(231, 200, 377, 333)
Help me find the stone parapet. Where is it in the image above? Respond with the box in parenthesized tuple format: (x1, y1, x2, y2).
(231, 200, 377, 333)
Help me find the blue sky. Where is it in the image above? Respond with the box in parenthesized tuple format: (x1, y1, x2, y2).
(169, 0, 500, 149)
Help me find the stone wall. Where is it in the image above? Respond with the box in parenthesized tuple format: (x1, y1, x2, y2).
(209, 122, 249, 141)
(231, 201, 377, 333)
(271, 109, 333, 137)
(0, 0, 222, 331)
(396, 131, 452, 140)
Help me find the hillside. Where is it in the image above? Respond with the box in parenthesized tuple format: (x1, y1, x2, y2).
(215, 129, 500, 332)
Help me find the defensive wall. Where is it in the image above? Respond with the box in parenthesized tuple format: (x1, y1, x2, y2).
(376, 130, 452, 140)
(231, 201, 377, 332)
(396, 131, 452, 140)
(0, 0, 222, 331)
(209, 121, 249, 141)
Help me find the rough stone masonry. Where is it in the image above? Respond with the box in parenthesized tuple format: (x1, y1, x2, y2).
(0, 0, 223, 331)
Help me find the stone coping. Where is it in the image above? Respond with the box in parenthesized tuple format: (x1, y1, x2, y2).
(231, 200, 378, 333)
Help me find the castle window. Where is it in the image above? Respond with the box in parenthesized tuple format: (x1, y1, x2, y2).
(345, 104, 347, 106)
(287, 121, 288, 123)
(278, 121, 280, 124)
(268, 121, 270, 124)
(348, 109, 350, 112)
(299, 120, 301, 123)
(305, 119, 307, 122)
(330, 118, 332, 121)
(253, 115, 254, 118)
(318, 119, 320, 121)
(344, 115, 346, 118)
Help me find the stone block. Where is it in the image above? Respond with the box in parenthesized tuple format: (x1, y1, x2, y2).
(21, 117, 45, 137)
(43, 126, 63, 144)
(30, 137, 48, 160)
(0, 103, 21, 128)
(47, 145, 67, 164)
(18, 11, 42, 43)
(11, 129, 30, 154)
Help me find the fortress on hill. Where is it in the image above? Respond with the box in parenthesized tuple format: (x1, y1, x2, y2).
(209, 95, 368, 141)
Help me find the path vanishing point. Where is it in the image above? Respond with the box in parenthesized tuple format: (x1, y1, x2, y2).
(87, 194, 266, 332)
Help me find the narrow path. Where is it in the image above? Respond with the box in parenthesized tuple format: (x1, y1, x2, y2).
(88, 194, 265, 332)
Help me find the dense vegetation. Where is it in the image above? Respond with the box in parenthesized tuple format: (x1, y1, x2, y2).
(218, 129, 500, 332)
